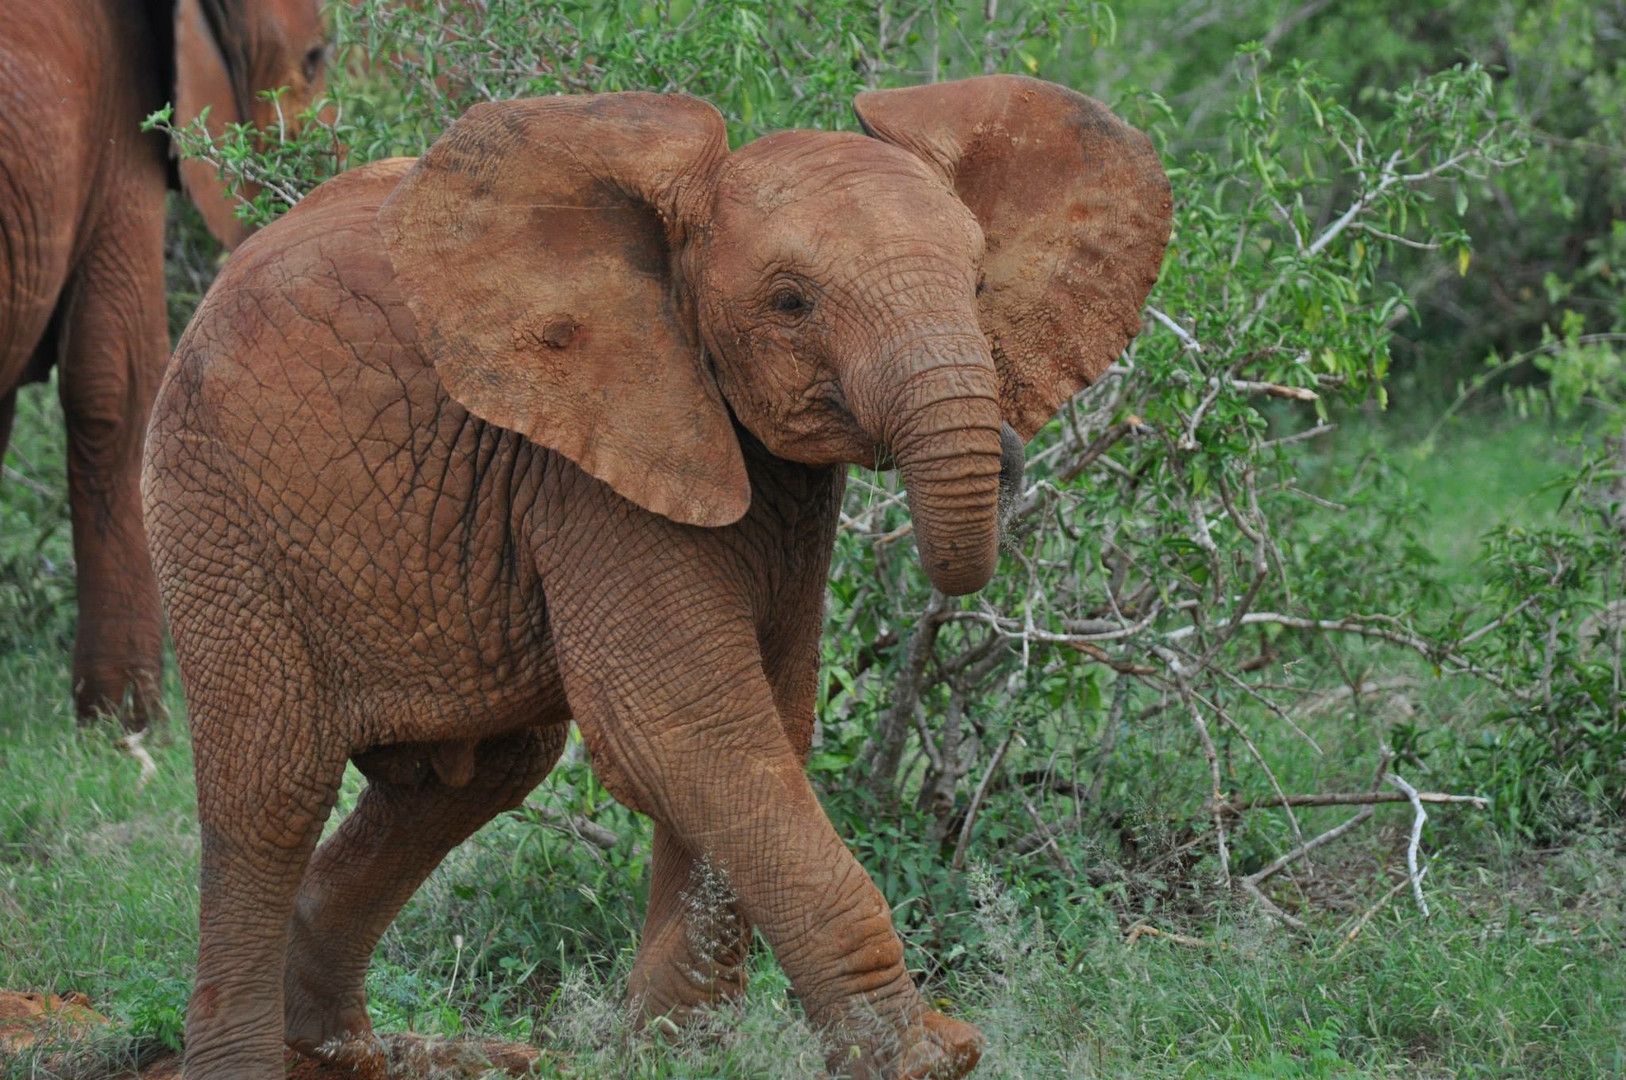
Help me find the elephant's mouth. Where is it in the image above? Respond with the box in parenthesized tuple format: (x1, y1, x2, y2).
(996, 422, 1025, 540)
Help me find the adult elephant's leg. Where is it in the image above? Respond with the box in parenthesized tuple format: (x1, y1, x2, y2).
(540, 485, 981, 1080)
(57, 220, 166, 728)
(0, 388, 16, 463)
(282, 724, 567, 1065)
(629, 824, 754, 1027)
(183, 686, 349, 1080)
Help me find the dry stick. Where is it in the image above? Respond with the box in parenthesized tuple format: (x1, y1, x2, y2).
(523, 803, 620, 852)
(1019, 793, 1074, 875)
(1176, 681, 1231, 888)
(952, 730, 1014, 872)
(1163, 612, 1515, 694)
(1215, 789, 1488, 814)
(1330, 877, 1411, 960)
(115, 730, 158, 792)
(1239, 805, 1376, 930)
(862, 590, 947, 796)
(1193, 687, 1307, 858)
(1385, 772, 1432, 918)
(1289, 676, 1418, 721)
(1259, 422, 1336, 451)
(1124, 922, 1227, 949)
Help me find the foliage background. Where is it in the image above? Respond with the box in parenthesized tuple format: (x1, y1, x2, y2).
(6, 1, 1626, 1077)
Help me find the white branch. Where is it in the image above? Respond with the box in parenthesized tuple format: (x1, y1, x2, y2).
(1385, 772, 1431, 918)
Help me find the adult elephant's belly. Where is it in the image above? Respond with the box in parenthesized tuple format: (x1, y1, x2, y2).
(147, 159, 568, 749)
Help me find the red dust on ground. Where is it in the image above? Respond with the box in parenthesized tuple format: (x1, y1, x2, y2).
(1, 996, 538, 1079)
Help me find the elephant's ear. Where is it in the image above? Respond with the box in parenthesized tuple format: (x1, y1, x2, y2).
(379, 93, 749, 528)
(173, 0, 256, 246)
(854, 75, 1172, 442)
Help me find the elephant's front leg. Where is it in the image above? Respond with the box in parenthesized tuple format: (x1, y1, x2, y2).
(540, 495, 982, 1080)
(58, 224, 167, 729)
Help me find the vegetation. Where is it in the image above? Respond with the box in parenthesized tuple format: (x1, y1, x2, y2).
(6, 1, 1625, 1076)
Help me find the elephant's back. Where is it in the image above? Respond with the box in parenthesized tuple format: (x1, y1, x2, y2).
(145, 158, 556, 734)
(150, 158, 429, 509)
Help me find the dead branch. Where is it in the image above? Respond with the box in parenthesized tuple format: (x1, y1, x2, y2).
(523, 803, 619, 851)
(1211, 789, 1489, 815)
(951, 730, 1014, 872)
(1124, 921, 1228, 949)
(1385, 772, 1432, 917)
(1331, 876, 1411, 959)
(1177, 680, 1231, 889)
(1240, 805, 1376, 930)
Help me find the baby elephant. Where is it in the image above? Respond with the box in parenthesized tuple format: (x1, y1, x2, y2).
(143, 75, 1169, 1079)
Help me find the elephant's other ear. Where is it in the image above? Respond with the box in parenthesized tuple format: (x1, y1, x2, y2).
(379, 93, 750, 528)
(854, 75, 1172, 442)
(173, 0, 256, 247)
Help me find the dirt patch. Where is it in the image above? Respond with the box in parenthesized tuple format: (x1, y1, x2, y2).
(0, 990, 106, 1052)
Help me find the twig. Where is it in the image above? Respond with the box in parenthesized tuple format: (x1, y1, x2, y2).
(1146, 306, 1201, 352)
(952, 730, 1014, 872)
(1177, 682, 1230, 888)
(1213, 789, 1488, 814)
(1215, 378, 1320, 402)
(1163, 612, 1514, 693)
(1259, 423, 1337, 451)
(1239, 805, 1376, 930)
(1124, 921, 1228, 949)
(1330, 877, 1411, 960)
(2, 464, 56, 499)
(115, 730, 158, 792)
(1385, 772, 1431, 918)
(522, 803, 620, 851)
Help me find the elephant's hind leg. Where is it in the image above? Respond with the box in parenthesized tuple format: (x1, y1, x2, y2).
(283, 725, 568, 1065)
(629, 823, 754, 1030)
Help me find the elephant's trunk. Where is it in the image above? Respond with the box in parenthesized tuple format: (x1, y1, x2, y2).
(873, 339, 1013, 596)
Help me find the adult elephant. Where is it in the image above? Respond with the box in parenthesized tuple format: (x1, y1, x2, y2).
(0, 0, 326, 727)
(144, 78, 1171, 1079)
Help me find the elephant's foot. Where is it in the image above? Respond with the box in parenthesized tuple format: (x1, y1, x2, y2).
(628, 864, 751, 1032)
(630, 963, 749, 1034)
(72, 658, 162, 731)
(896, 1011, 984, 1079)
(629, 934, 750, 1033)
(283, 965, 382, 1078)
(826, 1008, 984, 1080)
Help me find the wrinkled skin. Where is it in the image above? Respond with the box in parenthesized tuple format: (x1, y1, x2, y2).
(143, 79, 1170, 1079)
(0, 0, 325, 728)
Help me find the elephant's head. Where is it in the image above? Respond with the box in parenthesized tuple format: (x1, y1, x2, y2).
(169, 0, 330, 248)
(379, 78, 1171, 596)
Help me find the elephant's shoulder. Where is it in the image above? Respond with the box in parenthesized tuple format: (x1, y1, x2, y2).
(298, 157, 419, 215)
(225, 157, 418, 278)
(180, 160, 426, 403)
(214, 161, 416, 318)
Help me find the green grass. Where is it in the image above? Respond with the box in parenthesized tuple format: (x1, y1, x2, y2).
(5, 386, 1625, 1077)
(1302, 413, 1577, 582)
(3, 711, 1623, 1077)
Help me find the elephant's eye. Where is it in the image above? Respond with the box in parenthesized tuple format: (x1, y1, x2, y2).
(771, 289, 809, 317)
(302, 45, 328, 82)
